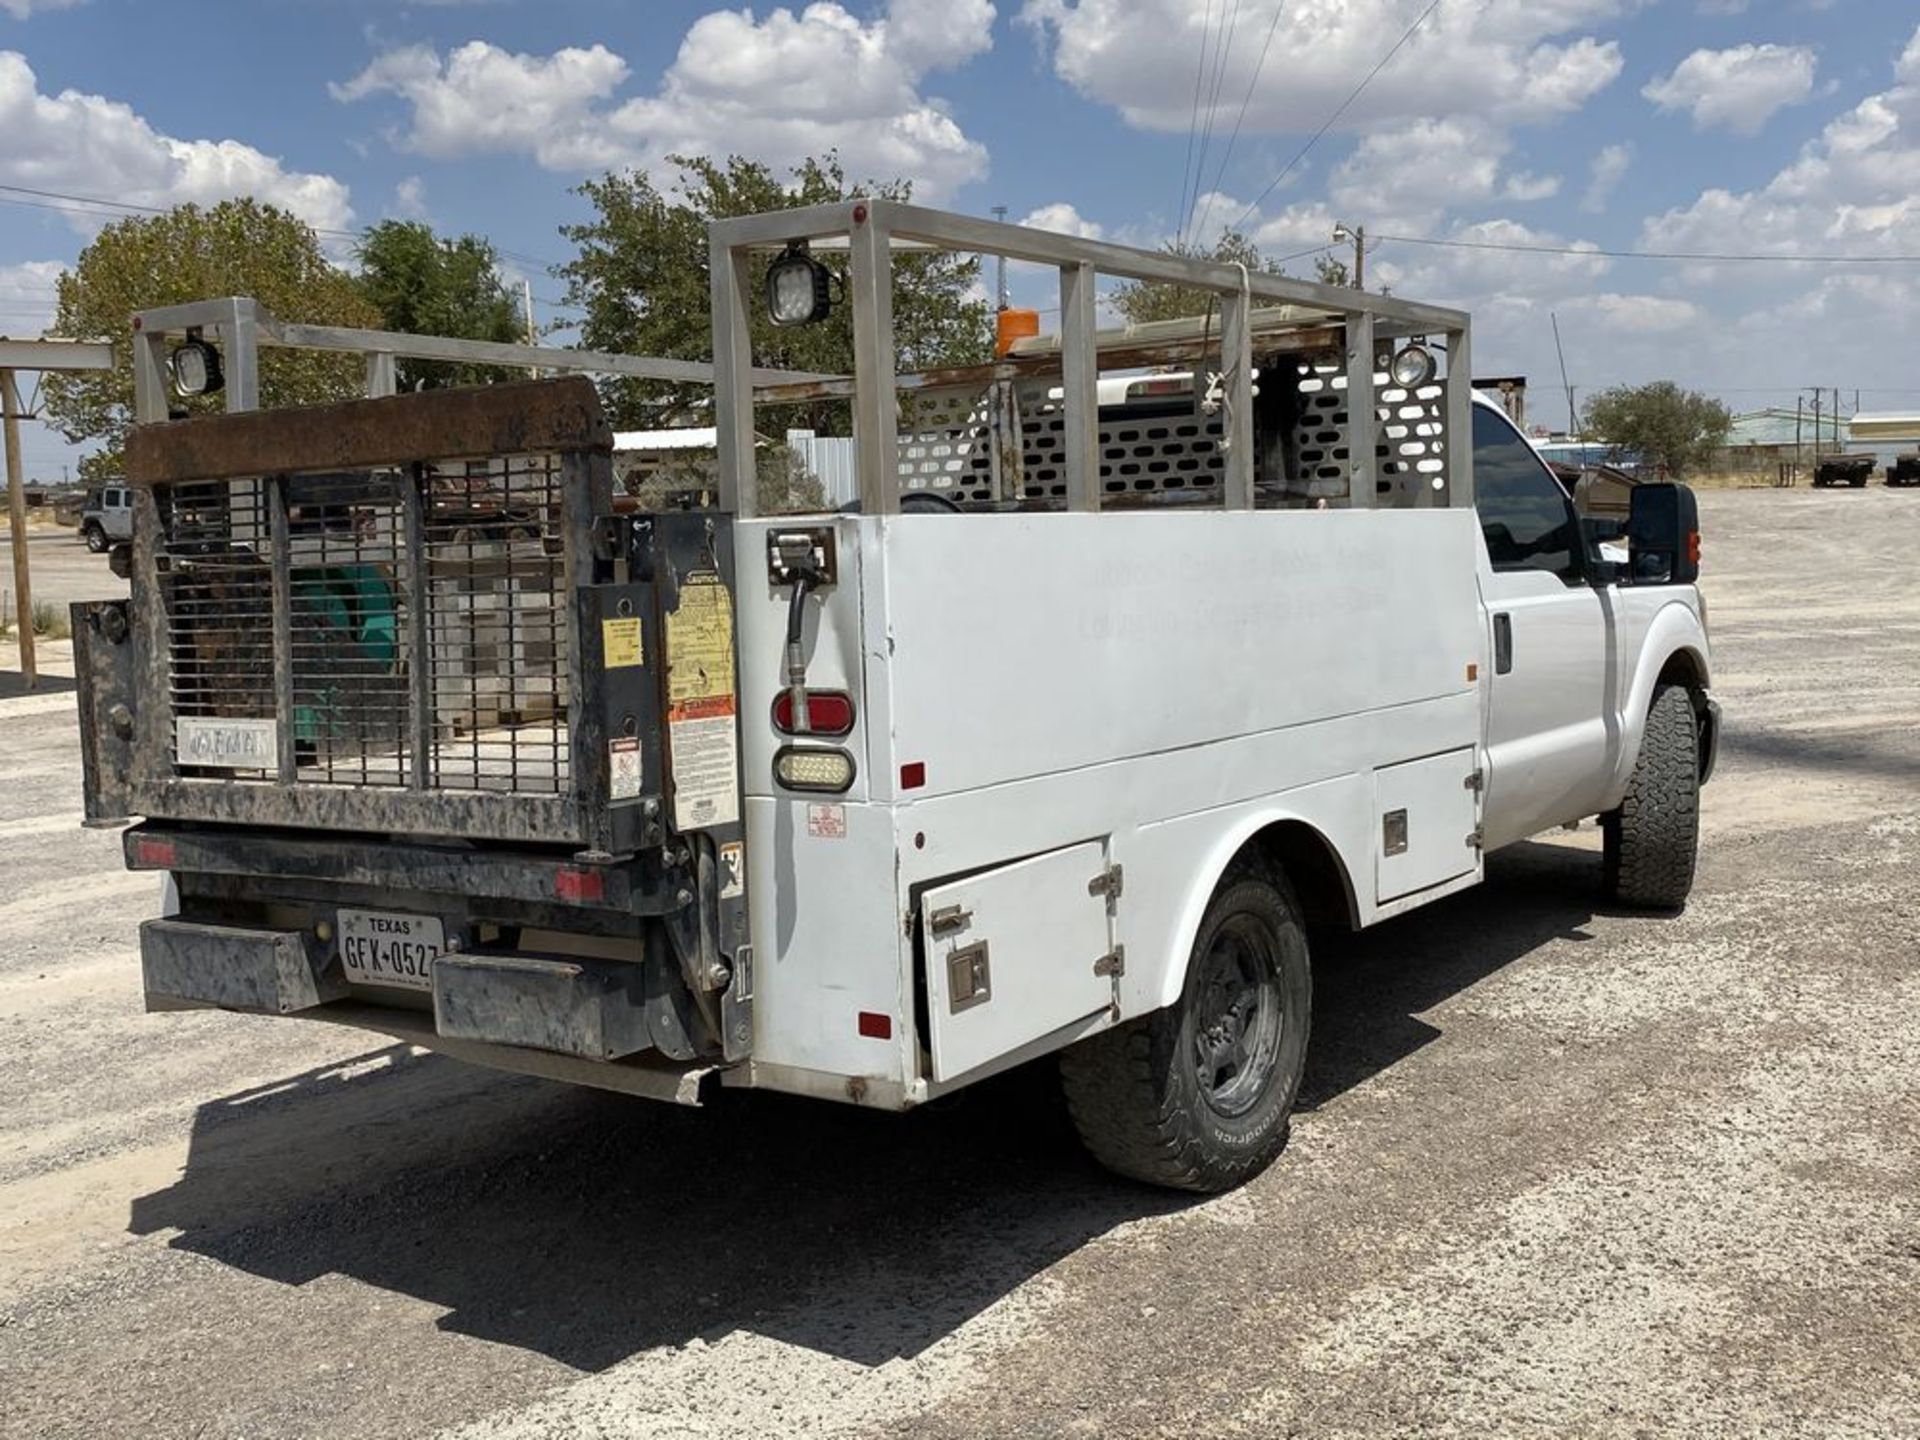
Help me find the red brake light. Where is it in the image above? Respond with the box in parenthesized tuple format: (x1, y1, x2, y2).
(555, 866, 606, 903)
(858, 1011, 893, 1039)
(772, 689, 855, 736)
(900, 761, 926, 790)
(133, 836, 178, 868)
(1686, 531, 1701, 567)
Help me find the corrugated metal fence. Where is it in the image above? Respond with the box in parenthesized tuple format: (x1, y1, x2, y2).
(786, 429, 858, 508)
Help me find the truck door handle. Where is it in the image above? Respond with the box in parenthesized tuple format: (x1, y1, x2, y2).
(1493, 613, 1513, 675)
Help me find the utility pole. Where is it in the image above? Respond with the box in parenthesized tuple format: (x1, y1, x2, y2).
(2, 368, 34, 687)
(1809, 388, 1822, 466)
(1795, 393, 1803, 484)
(1333, 221, 1366, 289)
(1551, 312, 1576, 435)
(991, 205, 1009, 309)
(523, 279, 539, 379)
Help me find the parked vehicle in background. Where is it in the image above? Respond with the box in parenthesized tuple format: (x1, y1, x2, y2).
(1888, 453, 1920, 488)
(73, 205, 1719, 1194)
(78, 484, 134, 551)
(1812, 454, 1876, 488)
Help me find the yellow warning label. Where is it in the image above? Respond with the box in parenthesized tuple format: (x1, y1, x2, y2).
(666, 575, 736, 712)
(666, 574, 740, 830)
(601, 617, 644, 668)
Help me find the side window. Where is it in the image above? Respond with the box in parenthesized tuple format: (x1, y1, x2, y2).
(1472, 406, 1582, 585)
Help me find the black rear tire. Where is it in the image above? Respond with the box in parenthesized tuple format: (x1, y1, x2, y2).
(83, 522, 106, 553)
(1603, 683, 1701, 910)
(1060, 862, 1311, 1193)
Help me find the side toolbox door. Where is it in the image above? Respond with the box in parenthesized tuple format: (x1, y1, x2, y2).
(1376, 747, 1482, 903)
(920, 839, 1115, 1083)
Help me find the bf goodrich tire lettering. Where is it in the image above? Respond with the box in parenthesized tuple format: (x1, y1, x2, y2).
(1604, 682, 1701, 910)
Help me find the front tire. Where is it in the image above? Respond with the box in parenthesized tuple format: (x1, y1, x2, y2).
(83, 523, 107, 553)
(1060, 863, 1311, 1193)
(1603, 683, 1701, 910)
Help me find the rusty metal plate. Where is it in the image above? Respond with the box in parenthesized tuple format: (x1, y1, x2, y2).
(126, 376, 612, 487)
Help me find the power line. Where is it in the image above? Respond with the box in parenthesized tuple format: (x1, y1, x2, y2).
(1174, 0, 1217, 248)
(1185, 0, 1245, 247)
(1193, 0, 1292, 248)
(1371, 232, 1920, 263)
(1232, 0, 1443, 233)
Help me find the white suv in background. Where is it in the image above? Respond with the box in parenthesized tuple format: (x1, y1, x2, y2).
(79, 485, 133, 553)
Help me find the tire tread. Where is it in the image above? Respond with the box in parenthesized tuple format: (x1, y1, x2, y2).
(1605, 683, 1701, 910)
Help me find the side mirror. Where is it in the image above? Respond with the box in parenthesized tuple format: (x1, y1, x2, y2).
(1627, 482, 1700, 586)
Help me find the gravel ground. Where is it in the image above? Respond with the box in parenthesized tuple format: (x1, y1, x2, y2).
(1, 486, 1916, 1439)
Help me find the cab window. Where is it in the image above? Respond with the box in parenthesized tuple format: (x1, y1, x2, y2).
(1472, 406, 1582, 585)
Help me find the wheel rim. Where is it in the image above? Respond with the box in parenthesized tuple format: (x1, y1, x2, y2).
(1190, 914, 1285, 1119)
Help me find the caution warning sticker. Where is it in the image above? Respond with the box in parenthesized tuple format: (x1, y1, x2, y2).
(609, 736, 643, 800)
(665, 573, 741, 831)
(601, 616, 644, 669)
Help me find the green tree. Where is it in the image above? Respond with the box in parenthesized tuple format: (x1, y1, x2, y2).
(616, 444, 828, 515)
(557, 153, 993, 435)
(1110, 231, 1289, 326)
(1583, 381, 1733, 478)
(43, 199, 379, 482)
(1313, 253, 1351, 287)
(355, 221, 525, 391)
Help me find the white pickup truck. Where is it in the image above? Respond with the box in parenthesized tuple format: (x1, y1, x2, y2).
(74, 203, 1717, 1194)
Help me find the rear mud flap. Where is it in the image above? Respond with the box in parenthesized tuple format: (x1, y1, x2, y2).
(141, 919, 347, 1014)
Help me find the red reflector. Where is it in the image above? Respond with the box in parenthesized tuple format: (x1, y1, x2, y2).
(134, 836, 178, 868)
(858, 1011, 892, 1040)
(555, 867, 606, 903)
(900, 761, 926, 790)
(771, 688, 856, 737)
(1687, 531, 1702, 566)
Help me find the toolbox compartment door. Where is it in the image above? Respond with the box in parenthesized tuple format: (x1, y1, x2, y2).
(920, 840, 1114, 1083)
(1375, 747, 1482, 903)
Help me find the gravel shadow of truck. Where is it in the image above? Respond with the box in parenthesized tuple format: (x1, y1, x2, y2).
(124, 840, 1596, 1373)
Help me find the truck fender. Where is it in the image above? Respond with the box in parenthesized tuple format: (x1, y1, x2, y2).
(1604, 600, 1711, 809)
(1141, 805, 1359, 1015)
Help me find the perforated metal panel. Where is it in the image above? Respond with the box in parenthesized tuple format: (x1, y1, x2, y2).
(895, 380, 1226, 506)
(890, 357, 1454, 510)
(1283, 363, 1451, 507)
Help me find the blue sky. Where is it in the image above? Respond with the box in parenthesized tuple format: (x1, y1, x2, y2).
(4, 0, 1919, 474)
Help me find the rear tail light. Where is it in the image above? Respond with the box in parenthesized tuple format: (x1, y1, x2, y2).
(132, 835, 178, 869)
(1687, 530, 1702, 567)
(774, 746, 857, 793)
(772, 688, 855, 736)
(555, 866, 606, 903)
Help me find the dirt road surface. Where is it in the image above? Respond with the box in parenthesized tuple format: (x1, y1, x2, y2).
(2, 487, 1916, 1439)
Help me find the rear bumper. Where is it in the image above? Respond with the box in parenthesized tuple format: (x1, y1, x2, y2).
(140, 916, 719, 1102)
(142, 918, 345, 1014)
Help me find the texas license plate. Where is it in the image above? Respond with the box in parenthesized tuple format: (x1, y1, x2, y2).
(337, 908, 445, 993)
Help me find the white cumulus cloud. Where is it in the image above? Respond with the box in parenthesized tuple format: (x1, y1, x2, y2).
(334, 1, 997, 200)
(1642, 27, 1920, 264)
(1, 0, 86, 17)
(1642, 43, 1817, 135)
(1581, 142, 1632, 213)
(0, 258, 65, 336)
(1020, 0, 1625, 133)
(0, 50, 352, 233)
(1020, 202, 1103, 239)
